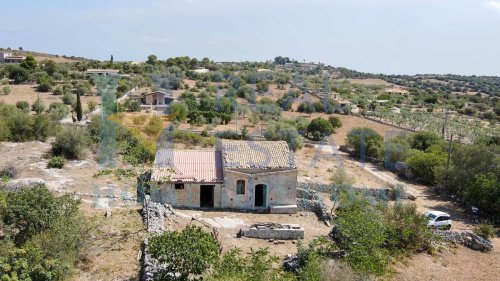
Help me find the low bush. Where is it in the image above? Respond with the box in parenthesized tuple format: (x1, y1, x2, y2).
(51, 126, 87, 160)
(0, 185, 91, 280)
(216, 130, 241, 140)
(47, 156, 65, 169)
(31, 98, 45, 113)
(264, 121, 303, 151)
(345, 127, 384, 159)
(473, 223, 496, 239)
(87, 100, 97, 112)
(331, 190, 434, 276)
(48, 102, 69, 120)
(15, 100, 30, 112)
(132, 114, 148, 125)
(308, 118, 334, 140)
(149, 225, 219, 280)
(171, 130, 215, 147)
(144, 115, 163, 137)
(62, 92, 75, 106)
(406, 150, 446, 184)
(2, 86, 11, 95)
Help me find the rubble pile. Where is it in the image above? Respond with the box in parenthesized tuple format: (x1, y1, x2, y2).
(296, 187, 332, 222)
(434, 230, 494, 252)
(283, 254, 301, 273)
(140, 196, 175, 280)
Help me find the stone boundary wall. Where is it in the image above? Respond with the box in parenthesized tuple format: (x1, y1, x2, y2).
(140, 196, 174, 280)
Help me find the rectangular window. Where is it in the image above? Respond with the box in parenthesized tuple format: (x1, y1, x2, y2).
(236, 180, 245, 195)
(174, 183, 184, 190)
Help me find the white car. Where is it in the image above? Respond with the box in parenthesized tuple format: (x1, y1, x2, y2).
(426, 211, 452, 230)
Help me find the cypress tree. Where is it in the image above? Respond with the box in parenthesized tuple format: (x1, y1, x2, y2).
(76, 91, 82, 121)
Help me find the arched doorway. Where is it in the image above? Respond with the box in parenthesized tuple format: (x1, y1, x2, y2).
(254, 184, 267, 207)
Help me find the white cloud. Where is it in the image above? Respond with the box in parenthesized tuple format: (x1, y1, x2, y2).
(485, 1, 500, 11)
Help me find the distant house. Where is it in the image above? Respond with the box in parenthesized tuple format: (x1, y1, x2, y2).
(131, 90, 174, 110)
(84, 69, 120, 77)
(149, 140, 298, 213)
(193, 68, 209, 74)
(0, 52, 25, 63)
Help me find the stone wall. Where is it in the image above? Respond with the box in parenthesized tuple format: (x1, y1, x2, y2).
(140, 196, 173, 280)
(221, 169, 297, 210)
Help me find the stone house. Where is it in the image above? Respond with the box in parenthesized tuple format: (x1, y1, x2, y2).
(130, 90, 174, 111)
(150, 140, 297, 213)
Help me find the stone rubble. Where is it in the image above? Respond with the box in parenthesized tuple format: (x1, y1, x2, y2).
(140, 196, 175, 280)
(296, 187, 332, 222)
(434, 230, 494, 252)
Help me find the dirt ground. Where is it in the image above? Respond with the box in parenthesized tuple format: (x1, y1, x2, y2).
(0, 84, 100, 112)
(1, 114, 498, 280)
(282, 111, 406, 146)
(347, 158, 500, 281)
(72, 207, 145, 281)
(167, 209, 330, 257)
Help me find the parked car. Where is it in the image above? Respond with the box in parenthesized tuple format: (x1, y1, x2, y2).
(426, 211, 452, 230)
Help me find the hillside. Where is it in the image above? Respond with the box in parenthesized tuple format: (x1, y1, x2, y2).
(0, 47, 90, 63)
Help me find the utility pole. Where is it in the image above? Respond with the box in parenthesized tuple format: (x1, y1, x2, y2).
(442, 109, 449, 139)
(444, 134, 453, 191)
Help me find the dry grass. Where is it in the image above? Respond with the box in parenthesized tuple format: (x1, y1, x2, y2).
(333, 78, 392, 86)
(72, 207, 145, 281)
(0, 84, 100, 112)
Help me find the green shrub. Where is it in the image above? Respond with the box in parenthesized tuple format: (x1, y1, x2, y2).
(48, 102, 69, 120)
(144, 115, 163, 136)
(51, 126, 87, 160)
(33, 114, 51, 141)
(332, 191, 434, 276)
(62, 92, 75, 106)
(15, 100, 30, 111)
(31, 98, 45, 113)
(328, 116, 343, 130)
(171, 130, 215, 147)
(47, 156, 65, 169)
(345, 127, 384, 159)
(473, 223, 496, 239)
(7, 110, 35, 142)
(216, 130, 241, 140)
(149, 225, 219, 280)
(0, 185, 90, 280)
(330, 167, 354, 186)
(264, 121, 303, 151)
(52, 86, 63, 95)
(406, 150, 446, 184)
(132, 114, 148, 125)
(166, 101, 189, 121)
(308, 118, 334, 140)
(0, 118, 11, 141)
(410, 131, 442, 151)
(87, 100, 97, 112)
(2, 86, 11, 95)
(208, 248, 292, 281)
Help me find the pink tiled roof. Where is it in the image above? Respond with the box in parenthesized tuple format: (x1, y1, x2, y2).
(151, 149, 223, 183)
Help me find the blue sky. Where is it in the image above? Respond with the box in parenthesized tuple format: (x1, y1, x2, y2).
(1, 0, 500, 75)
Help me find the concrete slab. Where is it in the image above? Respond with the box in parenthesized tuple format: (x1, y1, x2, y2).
(239, 223, 304, 240)
(269, 204, 298, 214)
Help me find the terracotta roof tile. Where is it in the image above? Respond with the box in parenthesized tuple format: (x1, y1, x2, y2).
(152, 149, 223, 182)
(221, 140, 295, 169)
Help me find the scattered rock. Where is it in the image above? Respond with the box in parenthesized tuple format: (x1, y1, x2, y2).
(283, 254, 301, 273)
(434, 230, 494, 252)
(105, 210, 112, 218)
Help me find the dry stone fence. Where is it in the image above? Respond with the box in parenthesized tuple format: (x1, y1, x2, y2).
(140, 196, 174, 280)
